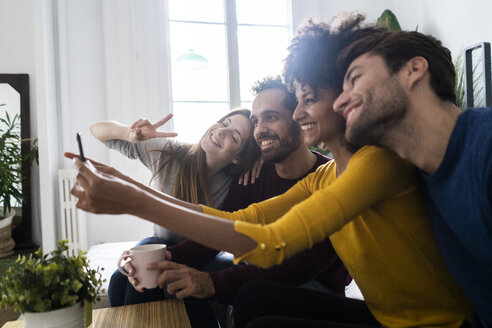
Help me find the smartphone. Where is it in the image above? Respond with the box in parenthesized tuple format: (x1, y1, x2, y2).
(76, 132, 86, 162)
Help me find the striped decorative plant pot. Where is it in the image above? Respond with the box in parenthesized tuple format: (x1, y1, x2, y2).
(23, 303, 85, 328)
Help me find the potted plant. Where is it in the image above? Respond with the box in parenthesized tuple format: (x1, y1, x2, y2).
(0, 105, 38, 256)
(0, 240, 105, 328)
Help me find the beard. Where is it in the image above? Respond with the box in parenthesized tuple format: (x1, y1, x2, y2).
(259, 121, 301, 163)
(347, 76, 409, 147)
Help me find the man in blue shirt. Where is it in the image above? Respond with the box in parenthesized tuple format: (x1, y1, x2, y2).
(333, 30, 491, 327)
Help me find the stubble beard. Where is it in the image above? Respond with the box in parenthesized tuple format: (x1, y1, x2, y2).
(260, 122, 301, 163)
(346, 76, 409, 147)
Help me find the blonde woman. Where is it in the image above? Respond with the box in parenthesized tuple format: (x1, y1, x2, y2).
(82, 109, 259, 310)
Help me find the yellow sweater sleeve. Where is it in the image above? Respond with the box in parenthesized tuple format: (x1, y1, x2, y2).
(202, 174, 314, 225)
(203, 147, 416, 268)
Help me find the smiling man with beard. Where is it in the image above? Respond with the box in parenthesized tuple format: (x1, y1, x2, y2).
(252, 83, 301, 164)
(223, 76, 325, 205)
(145, 76, 350, 326)
(334, 30, 491, 328)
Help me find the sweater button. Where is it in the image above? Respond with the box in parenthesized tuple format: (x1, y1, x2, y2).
(281, 242, 287, 247)
(260, 243, 266, 250)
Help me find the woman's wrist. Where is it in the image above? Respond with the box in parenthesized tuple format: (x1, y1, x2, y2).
(130, 187, 164, 222)
(124, 126, 134, 142)
(125, 183, 149, 217)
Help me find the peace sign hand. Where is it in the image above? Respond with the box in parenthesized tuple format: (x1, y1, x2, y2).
(129, 114, 178, 142)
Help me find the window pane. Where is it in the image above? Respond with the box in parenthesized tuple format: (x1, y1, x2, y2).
(240, 101, 252, 110)
(236, 0, 289, 26)
(172, 102, 230, 143)
(237, 26, 289, 102)
(170, 22, 229, 102)
(168, 0, 224, 23)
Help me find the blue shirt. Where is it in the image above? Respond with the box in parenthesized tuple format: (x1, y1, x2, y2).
(420, 108, 492, 327)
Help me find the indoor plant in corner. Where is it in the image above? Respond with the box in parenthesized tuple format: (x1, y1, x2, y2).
(0, 105, 38, 257)
(0, 240, 104, 328)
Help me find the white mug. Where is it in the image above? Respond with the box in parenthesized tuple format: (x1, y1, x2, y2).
(117, 244, 166, 289)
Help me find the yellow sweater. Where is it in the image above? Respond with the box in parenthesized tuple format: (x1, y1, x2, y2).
(202, 146, 472, 327)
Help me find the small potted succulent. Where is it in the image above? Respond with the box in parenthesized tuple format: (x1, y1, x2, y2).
(0, 240, 105, 328)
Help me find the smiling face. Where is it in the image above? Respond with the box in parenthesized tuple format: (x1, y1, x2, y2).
(292, 83, 346, 147)
(200, 113, 253, 168)
(251, 89, 301, 163)
(334, 53, 409, 146)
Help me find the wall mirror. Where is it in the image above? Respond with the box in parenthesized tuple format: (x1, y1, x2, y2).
(0, 74, 33, 249)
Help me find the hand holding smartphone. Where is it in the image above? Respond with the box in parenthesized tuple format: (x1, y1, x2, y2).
(76, 132, 85, 162)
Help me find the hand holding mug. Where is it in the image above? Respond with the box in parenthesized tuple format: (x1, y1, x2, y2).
(123, 250, 172, 292)
(117, 244, 167, 290)
(146, 261, 216, 299)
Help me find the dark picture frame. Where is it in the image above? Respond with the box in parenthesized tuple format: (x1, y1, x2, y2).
(464, 42, 492, 108)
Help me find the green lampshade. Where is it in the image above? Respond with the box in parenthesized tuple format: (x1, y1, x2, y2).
(175, 49, 209, 69)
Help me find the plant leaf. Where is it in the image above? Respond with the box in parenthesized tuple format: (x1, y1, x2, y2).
(376, 9, 402, 31)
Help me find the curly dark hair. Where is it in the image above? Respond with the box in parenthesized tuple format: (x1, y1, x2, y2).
(251, 76, 298, 113)
(284, 13, 386, 93)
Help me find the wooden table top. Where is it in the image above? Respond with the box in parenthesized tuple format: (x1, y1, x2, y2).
(2, 299, 191, 328)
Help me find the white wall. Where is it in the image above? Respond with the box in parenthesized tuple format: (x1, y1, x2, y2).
(55, 0, 167, 246)
(293, 0, 492, 60)
(2, 0, 492, 250)
(0, 0, 42, 246)
(419, 0, 492, 58)
(1, 0, 161, 250)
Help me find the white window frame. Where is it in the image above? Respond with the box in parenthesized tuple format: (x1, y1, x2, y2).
(164, 0, 293, 128)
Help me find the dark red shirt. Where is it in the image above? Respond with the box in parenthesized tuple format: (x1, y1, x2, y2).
(169, 152, 351, 304)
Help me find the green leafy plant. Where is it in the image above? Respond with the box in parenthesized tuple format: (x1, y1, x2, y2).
(376, 9, 402, 31)
(454, 53, 466, 109)
(0, 240, 105, 313)
(0, 106, 39, 216)
(309, 145, 331, 157)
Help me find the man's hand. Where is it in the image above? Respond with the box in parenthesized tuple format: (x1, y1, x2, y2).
(129, 114, 178, 142)
(124, 250, 173, 293)
(70, 158, 142, 215)
(65, 152, 136, 184)
(147, 261, 215, 299)
(238, 156, 264, 186)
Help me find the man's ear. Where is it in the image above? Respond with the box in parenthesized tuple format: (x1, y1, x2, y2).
(404, 56, 429, 89)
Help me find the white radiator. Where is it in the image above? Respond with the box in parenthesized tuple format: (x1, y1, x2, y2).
(58, 169, 88, 255)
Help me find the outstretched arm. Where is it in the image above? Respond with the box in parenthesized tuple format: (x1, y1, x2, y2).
(90, 114, 177, 143)
(90, 121, 133, 143)
(65, 152, 200, 212)
(71, 159, 257, 257)
(71, 147, 412, 269)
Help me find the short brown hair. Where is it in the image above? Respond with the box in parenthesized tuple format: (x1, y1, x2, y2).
(338, 30, 456, 103)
